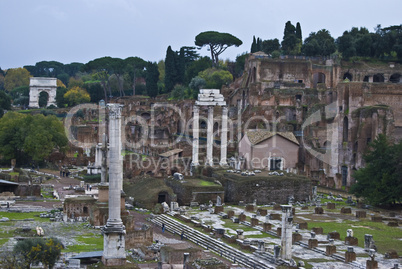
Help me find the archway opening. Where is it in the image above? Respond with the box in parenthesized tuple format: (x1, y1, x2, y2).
(313, 72, 326, 88)
(343, 72, 353, 81)
(341, 166, 348, 186)
(39, 91, 49, 107)
(373, 73, 384, 82)
(390, 73, 401, 83)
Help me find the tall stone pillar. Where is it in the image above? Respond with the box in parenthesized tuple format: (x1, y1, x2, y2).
(220, 106, 228, 166)
(280, 205, 293, 260)
(192, 106, 199, 166)
(102, 103, 126, 266)
(101, 133, 108, 184)
(206, 106, 214, 166)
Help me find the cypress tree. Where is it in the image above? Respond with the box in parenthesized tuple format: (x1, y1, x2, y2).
(146, 61, 159, 98)
(296, 22, 302, 41)
(251, 36, 257, 53)
(164, 46, 177, 92)
(176, 47, 185, 84)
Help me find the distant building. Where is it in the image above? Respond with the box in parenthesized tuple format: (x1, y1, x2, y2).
(29, 77, 57, 108)
(238, 130, 299, 171)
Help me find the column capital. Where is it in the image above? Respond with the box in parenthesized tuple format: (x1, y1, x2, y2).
(193, 105, 199, 113)
(208, 105, 214, 112)
(107, 103, 124, 119)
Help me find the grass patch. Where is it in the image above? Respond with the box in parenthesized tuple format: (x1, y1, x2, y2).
(199, 180, 219, 187)
(307, 220, 401, 254)
(0, 211, 48, 222)
(64, 233, 103, 252)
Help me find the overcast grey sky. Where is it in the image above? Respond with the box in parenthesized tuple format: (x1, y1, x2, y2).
(1, 0, 401, 69)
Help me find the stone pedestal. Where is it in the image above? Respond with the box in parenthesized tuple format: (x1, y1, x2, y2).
(280, 205, 293, 260)
(238, 213, 246, 222)
(345, 236, 358, 246)
(270, 213, 281, 220)
(356, 210, 367, 218)
(276, 227, 282, 237)
(315, 207, 324, 214)
(250, 218, 259, 227)
(326, 245, 336, 255)
(328, 231, 340, 240)
(263, 223, 272, 232)
(371, 215, 382, 222)
(308, 239, 318, 248)
(227, 210, 234, 218)
(214, 205, 224, 214)
(341, 207, 352, 214)
(292, 233, 302, 244)
(327, 203, 336, 209)
(312, 227, 323, 234)
(366, 260, 378, 269)
(236, 229, 244, 240)
(273, 204, 281, 210)
(345, 251, 356, 262)
(257, 208, 268, 216)
(245, 204, 255, 212)
(297, 222, 308, 229)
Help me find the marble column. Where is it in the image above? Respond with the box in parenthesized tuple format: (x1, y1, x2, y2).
(220, 106, 228, 166)
(101, 133, 108, 184)
(206, 106, 214, 166)
(280, 205, 293, 260)
(102, 103, 126, 266)
(192, 106, 199, 166)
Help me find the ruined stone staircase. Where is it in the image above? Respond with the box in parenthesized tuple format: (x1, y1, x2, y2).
(151, 213, 278, 268)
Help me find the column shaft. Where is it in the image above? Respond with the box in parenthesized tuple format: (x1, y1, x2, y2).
(220, 106, 228, 166)
(192, 106, 199, 166)
(207, 106, 214, 166)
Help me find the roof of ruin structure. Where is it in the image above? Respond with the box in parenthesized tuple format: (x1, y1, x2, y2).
(159, 148, 183, 158)
(29, 77, 57, 87)
(245, 130, 299, 146)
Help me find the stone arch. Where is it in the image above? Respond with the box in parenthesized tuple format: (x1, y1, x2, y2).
(39, 91, 49, 107)
(323, 140, 331, 150)
(373, 73, 384, 82)
(363, 75, 369, 82)
(313, 72, 326, 88)
(343, 72, 352, 81)
(389, 73, 401, 83)
(29, 77, 57, 108)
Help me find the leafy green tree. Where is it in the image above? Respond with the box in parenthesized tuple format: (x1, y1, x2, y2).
(281, 21, 302, 55)
(63, 86, 90, 106)
(164, 46, 177, 93)
(4, 68, 31, 92)
(189, 76, 206, 99)
(38, 91, 49, 107)
(337, 31, 356, 59)
(302, 29, 336, 56)
(0, 91, 11, 118)
(185, 56, 212, 84)
(350, 134, 402, 206)
(262, 39, 280, 55)
(181, 46, 200, 64)
(14, 237, 63, 269)
(198, 68, 233, 89)
(125, 56, 147, 95)
(195, 31, 243, 66)
(251, 36, 257, 53)
(0, 112, 68, 164)
(146, 61, 159, 98)
(55, 87, 67, 108)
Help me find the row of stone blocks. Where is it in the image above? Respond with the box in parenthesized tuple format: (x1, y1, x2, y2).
(307, 239, 358, 262)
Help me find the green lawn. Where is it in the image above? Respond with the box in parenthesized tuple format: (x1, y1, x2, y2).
(63, 233, 103, 252)
(0, 211, 47, 222)
(307, 220, 401, 254)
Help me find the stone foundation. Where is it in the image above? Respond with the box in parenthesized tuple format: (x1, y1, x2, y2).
(308, 239, 318, 248)
(326, 203, 336, 209)
(341, 207, 352, 214)
(312, 227, 323, 234)
(326, 245, 336, 255)
(314, 207, 324, 214)
(263, 223, 271, 232)
(292, 233, 302, 244)
(345, 236, 358, 246)
(356, 210, 367, 218)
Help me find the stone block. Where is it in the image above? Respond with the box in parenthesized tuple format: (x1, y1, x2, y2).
(366, 260, 378, 269)
(388, 221, 398, 227)
(371, 215, 382, 222)
(276, 227, 282, 237)
(292, 233, 302, 244)
(345, 251, 356, 262)
(314, 207, 324, 214)
(250, 218, 259, 227)
(227, 210, 234, 218)
(308, 239, 318, 248)
(297, 222, 308, 230)
(257, 208, 267, 216)
(326, 203, 336, 209)
(238, 213, 246, 222)
(270, 213, 281, 220)
(312, 227, 323, 234)
(356, 211, 367, 218)
(345, 236, 358, 246)
(273, 204, 281, 210)
(328, 231, 340, 240)
(214, 205, 224, 214)
(262, 222, 271, 232)
(340, 207, 352, 214)
(385, 250, 398, 259)
(245, 204, 254, 212)
(388, 212, 396, 217)
(326, 245, 336, 255)
(301, 206, 309, 210)
(292, 207, 296, 215)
